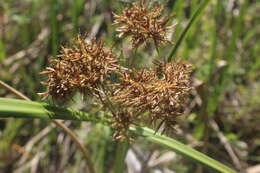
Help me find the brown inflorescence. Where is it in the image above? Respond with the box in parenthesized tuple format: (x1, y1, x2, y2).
(112, 61, 193, 133)
(39, 35, 119, 101)
(39, 1, 193, 140)
(111, 110, 136, 140)
(39, 35, 193, 139)
(113, 2, 174, 48)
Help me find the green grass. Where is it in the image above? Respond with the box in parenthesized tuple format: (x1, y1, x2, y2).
(49, 0, 59, 55)
(167, 0, 212, 62)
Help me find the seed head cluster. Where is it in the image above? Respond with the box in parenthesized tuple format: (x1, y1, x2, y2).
(39, 36, 119, 101)
(113, 2, 174, 48)
(112, 61, 193, 133)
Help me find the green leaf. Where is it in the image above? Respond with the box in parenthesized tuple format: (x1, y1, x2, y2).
(0, 97, 103, 122)
(130, 126, 237, 173)
(167, 0, 211, 62)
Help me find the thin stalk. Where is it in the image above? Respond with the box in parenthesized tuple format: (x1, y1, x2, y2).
(97, 85, 131, 173)
(114, 141, 129, 173)
(49, 0, 59, 55)
(71, 0, 85, 36)
(97, 85, 117, 117)
(0, 80, 29, 100)
(167, 0, 211, 62)
(153, 39, 160, 56)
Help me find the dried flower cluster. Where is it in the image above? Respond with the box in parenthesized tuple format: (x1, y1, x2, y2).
(39, 36, 119, 101)
(112, 61, 192, 133)
(113, 2, 174, 48)
(40, 2, 193, 140)
(111, 110, 136, 140)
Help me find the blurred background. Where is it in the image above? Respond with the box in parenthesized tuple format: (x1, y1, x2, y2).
(0, 0, 259, 172)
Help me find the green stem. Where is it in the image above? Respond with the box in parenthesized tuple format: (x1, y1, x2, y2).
(167, 0, 211, 62)
(0, 97, 105, 123)
(114, 141, 129, 173)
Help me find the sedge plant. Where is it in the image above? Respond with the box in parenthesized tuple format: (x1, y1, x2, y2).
(0, 1, 237, 173)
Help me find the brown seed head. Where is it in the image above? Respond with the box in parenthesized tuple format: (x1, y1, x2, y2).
(113, 2, 174, 48)
(39, 35, 119, 101)
(39, 66, 76, 101)
(112, 61, 193, 132)
(111, 110, 135, 140)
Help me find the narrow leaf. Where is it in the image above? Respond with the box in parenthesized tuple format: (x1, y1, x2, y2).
(167, 0, 211, 62)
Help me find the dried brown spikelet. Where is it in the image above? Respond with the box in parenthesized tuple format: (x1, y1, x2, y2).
(39, 66, 76, 101)
(113, 2, 174, 48)
(111, 110, 135, 140)
(39, 35, 119, 101)
(113, 69, 156, 110)
(112, 61, 193, 133)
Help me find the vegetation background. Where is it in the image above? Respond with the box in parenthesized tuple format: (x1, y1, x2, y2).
(0, 0, 259, 172)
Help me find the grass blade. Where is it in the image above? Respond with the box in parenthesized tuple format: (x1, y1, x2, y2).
(71, 0, 85, 35)
(0, 97, 103, 122)
(130, 126, 237, 173)
(114, 141, 129, 173)
(49, 0, 59, 55)
(167, 0, 211, 62)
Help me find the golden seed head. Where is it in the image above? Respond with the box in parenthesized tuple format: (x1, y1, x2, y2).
(39, 35, 119, 101)
(112, 61, 193, 132)
(113, 2, 174, 48)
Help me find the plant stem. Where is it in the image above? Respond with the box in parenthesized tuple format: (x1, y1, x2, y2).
(167, 0, 211, 62)
(0, 80, 29, 100)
